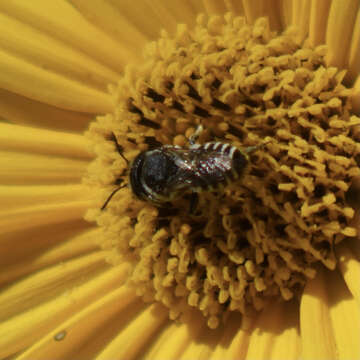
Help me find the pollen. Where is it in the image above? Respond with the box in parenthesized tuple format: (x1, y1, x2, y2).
(85, 14, 360, 328)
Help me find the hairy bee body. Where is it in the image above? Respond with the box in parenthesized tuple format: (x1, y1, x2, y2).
(130, 141, 249, 205)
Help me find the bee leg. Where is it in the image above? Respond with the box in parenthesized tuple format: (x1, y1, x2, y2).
(189, 192, 199, 215)
(244, 144, 262, 154)
(244, 140, 271, 154)
(189, 124, 204, 145)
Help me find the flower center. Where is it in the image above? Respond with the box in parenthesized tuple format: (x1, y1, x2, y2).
(85, 14, 360, 329)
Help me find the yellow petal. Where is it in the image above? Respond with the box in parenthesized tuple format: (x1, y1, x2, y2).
(68, 300, 146, 359)
(0, 88, 93, 132)
(241, 0, 281, 30)
(0, 199, 95, 235)
(263, 1, 283, 31)
(106, 0, 198, 41)
(351, 76, 360, 114)
(15, 285, 138, 360)
(300, 267, 337, 360)
(95, 303, 168, 360)
(0, 225, 100, 286)
(308, 0, 331, 46)
(337, 243, 360, 304)
(327, 269, 360, 360)
(246, 301, 301, 360)
(190, 1, 207, 14)
(0, 0, 130, 71)
(0, 252, 107, 320)
(0, 256, 128, 358)
(202, 0, 227, 15)
(69, 0, 149, 51)
(278, 0, 293, 28)
(325, 0, 360, 70)
(0, 47, 113, 113)
(134, 0, 179, 34)
(145, 310, 204, 360)
(241, 0, 267, 24)
(145, 0, 198, 28)
(223, 0, 245, 16)
(179, 325, 215, 360)
(347, 7, 360, 83)
(0, 123, 93, 159)
(291, 0, 311, 42)
(0, 152, 89, 184)
(209, 313, 251, 360)
(0, 184, 91, 209)
(0, 12, 120, 91)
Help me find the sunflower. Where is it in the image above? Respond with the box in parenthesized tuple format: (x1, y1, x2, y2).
(1, 1, 360, 359)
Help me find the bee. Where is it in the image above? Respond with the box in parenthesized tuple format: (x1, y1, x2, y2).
(101, 126, 266, 210)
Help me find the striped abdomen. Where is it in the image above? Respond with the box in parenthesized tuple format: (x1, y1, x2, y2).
(187, 142, 248, 192)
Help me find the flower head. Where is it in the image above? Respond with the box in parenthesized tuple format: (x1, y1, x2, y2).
(86, 13, 360, 329)
(1, 1, 360, 359)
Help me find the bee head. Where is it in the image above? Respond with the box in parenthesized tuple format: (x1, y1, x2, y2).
(130, 148, 179, 203)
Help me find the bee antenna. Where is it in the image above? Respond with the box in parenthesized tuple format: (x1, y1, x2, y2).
(101, 184, 127, 210)
(110, 132, 129, 164)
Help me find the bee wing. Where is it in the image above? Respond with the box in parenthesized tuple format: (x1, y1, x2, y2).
(154, 148, 197, 193)
(165, 147, 211, 191)
(166, 148, 198, 171)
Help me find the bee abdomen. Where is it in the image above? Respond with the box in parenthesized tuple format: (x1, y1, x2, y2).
(191, 142, 248, 191)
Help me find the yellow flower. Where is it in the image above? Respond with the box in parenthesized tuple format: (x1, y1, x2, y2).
(1, 1, 360, 359)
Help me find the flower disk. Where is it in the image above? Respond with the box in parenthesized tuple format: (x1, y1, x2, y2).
(85, 15, 360, 329)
